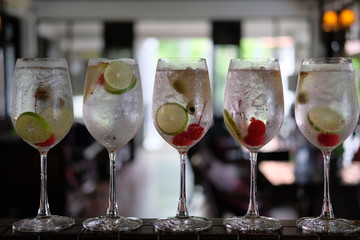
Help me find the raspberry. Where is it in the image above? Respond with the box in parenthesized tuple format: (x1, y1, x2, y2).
(243, 117, 266, 146)
(35, 134, 55, 147)
(172, 131, 193, 146)
(247, 117, 266, 137)
(317, 133, 339, 147)
(187, 124, 204, 140)
(172, 101, 207, 147)
(244, 135, 265, 146)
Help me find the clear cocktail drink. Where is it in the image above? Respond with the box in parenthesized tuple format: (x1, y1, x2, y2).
(82, 58, 144, 231)
(10, 58, 75, 232)
(152, 58, 213, 232)
(223, 58, 284, 232)
(83, 60, 143, 151)
(295, 57, 359, 233)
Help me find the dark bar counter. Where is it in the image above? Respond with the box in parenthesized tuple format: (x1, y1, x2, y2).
(0, 218, 360, 239)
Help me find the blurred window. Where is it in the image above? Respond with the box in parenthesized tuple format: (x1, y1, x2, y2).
(213, 45, 239, 115)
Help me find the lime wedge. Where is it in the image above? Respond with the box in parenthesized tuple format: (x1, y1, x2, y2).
(296, 72, 310, 105)
(103, 61, 135, 94)
(307, 106, 345, 134)
(224, 109, 242, 141)
(15, 112, 52, 144)
(156, 103, 188, 135)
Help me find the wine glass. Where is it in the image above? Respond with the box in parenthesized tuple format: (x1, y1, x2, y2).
(152, 58, 213, 231)
(10, 58, 75, 232)
(82, 58, 144, 231)
(223, 58, 284, 232)
(295, 57, 360, 233)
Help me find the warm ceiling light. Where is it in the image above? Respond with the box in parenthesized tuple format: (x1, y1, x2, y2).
(339, 9, 356, 29)
(322, 10, 339, 32)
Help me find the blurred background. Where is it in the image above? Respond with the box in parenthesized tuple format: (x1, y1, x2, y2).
(0, 0, 359, 221)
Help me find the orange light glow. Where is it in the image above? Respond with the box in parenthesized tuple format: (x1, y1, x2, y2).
(339, 9, 356, 29)
(322, 10, 339, 32)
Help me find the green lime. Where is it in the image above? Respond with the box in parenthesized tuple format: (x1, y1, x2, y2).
(105, 75, 137, 94)
(15, 112, 52, 144)
(104, 61, 135, 94)
(168, 70, 192, 95)
(307, 106, 345, 134)
(172, 79, 188, 94)
(156, 103, 188, 135)
(223, 109, 242, 141)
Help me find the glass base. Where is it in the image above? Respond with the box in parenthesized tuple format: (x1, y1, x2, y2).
(297, 216, 360, 233)
(223, 215, 282, 232)
(82, 216, 142, 231)
(12, 215, 75, 232)
(154, 216, 212, 232)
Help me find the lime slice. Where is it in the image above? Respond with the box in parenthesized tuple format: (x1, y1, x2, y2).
(103, 61, 135, 94)
(223, 109, 242, 141)
(104, 75, 136, 94)
(15, 112, 52, 144)
(156, 103, 188, 135)
(307, 106, 345, 134)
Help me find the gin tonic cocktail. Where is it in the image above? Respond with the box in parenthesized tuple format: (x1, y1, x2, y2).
(11, 58, 74, 232)
(223, 58, 284, 232)
(152, 58, 213, 231)
(82, 58, 144, 231)
(295, 57, 359, 233)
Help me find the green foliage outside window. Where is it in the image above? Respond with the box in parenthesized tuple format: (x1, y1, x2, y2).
(157, 38, 211, 59)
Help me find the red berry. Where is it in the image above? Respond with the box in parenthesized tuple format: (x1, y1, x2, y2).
(247, 117, 266, 137)
(318, 133, 339, 147)
(187, 124, 204, 140)
(172, 131, 193, 146)
(35, 90, 47, 100)
(35, 134, 55, 147)
(243, 117, 266, 147)
(34, 88, 50, 102)
(98, 74, 105, 85)
(244, 135, 265, 146)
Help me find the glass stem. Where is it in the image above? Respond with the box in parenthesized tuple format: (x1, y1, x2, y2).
(176, 152, 189, 218)
(247, 151, 259, 217)
(37, 151, 51, 217)
(106, 150, 119, 218)
(320, 151, 334, 219)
